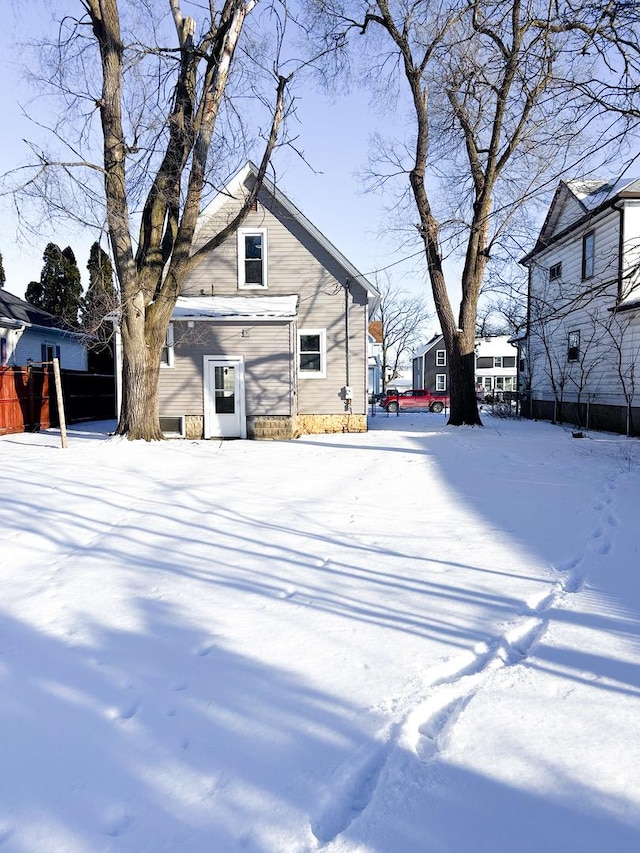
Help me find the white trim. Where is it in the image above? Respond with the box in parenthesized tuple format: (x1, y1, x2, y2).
(203, 355, 247, 439)
(237, 227, 268, 290)
(435, 373, 447, 392)
(298, 328, 326, 379)
(435, 349, 446, 366)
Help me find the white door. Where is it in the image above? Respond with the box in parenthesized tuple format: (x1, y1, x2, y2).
(203, 356, 246, 439)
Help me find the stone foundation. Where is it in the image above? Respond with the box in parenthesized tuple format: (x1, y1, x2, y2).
(247, 415, 297, 440)
(184, 415, 204, 439)
(178, 413, 368, 440)
(295, 413, 367, 436)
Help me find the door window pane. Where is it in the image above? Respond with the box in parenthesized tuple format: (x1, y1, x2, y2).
(214, 365, 235, 414)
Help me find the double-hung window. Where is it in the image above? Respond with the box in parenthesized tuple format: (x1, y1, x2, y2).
(435, 374, 447, 391)
(582, 232, 595, 280)
(436, 349, 446, 367)
(298, 329, 326, 378)
(568, 330, 580, 362)
(238, 228, 267, 289)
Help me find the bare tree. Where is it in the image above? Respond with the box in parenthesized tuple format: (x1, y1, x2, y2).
(10, 0, 298, 439)
(376, 276, 431, 390)
(308, 0, 640, 425)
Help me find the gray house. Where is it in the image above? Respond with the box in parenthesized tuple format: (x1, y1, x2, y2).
(0, 289, 88, 369)
(412, 333, 517, 397)
(153, 163, 379, 439)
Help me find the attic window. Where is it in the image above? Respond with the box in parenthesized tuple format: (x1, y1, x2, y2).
(238, 228, 267, 289)
(549, 262, 562, 281)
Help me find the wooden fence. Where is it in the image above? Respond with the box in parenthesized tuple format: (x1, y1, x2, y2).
(0, 366, 115, 436)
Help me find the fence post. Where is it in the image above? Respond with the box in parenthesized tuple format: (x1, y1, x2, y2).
(52, 358, 68, 449)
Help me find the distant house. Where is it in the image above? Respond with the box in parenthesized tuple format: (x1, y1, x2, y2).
(0, 290, 88, 370)
(412, 333, 517, 397)
(368, 321, 383, 399)
(124, 162, 379, 439)
(521, 178, 640, 433)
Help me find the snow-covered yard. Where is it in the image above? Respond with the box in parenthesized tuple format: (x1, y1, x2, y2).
(1, 413, 639, 853)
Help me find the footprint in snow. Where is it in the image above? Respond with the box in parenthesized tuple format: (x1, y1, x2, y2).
(99, 806, 134, 837)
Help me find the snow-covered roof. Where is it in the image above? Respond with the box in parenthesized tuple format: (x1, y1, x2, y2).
(566, 178, 640, 211)
(171, 295, 298, 320)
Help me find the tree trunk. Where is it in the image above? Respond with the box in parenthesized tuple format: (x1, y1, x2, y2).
(448, 335, 482, 426)
(116, 297, 166, 440)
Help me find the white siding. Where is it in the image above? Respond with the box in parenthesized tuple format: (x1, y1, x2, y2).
(527, 201, 640, 407)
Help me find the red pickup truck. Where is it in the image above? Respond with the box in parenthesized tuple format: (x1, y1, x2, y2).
(380, 388, 449, 414)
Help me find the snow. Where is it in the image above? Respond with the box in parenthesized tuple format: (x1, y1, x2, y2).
(1, 413, 639, 852)
(171, 295, 299, 319)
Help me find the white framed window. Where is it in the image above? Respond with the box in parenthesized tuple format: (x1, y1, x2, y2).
(568, 330, 580, 362)
(549, 262, 562, 281)
(298, 329, 326, 379)
(495, 376, 504, 391)
(161, 323, 174, 367)
(494, 356, 503, 368)
(436, 349, 446, 366)
(238, 227, 267, 289)
(435, 373, 447, 391)
(483, 377, 493, 390)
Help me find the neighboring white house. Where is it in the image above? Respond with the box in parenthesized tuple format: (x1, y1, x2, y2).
(474, 335, 518, 396)
(0, 290, 88, 370)
(521, 178, 640, 434)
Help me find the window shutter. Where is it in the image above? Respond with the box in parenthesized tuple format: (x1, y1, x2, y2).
(41, 344, 47, 362)
(55, 346, 61, 363)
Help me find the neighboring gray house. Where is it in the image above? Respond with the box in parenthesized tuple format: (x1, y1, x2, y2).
(412, 333, 517, 396)
(521, 178, 640, 433)
(0, 289, 88, 370)
(150, 162, 379, 439)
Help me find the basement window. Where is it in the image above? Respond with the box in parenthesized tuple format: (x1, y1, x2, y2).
(159, 415, 184, 437)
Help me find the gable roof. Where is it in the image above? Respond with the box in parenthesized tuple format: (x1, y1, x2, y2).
(0, 289, 67, 331)
(196, 162, 380, 309)
(522, 177, 640, 263)
(412, 333, 444, 360)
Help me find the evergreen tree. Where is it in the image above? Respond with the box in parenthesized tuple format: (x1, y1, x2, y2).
(25, 280, 43, 306)
(26, 243, 83, 325)
(0, 252, 5, 289)
(82, 242, 118, 334)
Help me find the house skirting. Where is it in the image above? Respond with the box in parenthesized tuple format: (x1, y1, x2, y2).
(528, 398, 640, 436)
(295, 413, 367, 436)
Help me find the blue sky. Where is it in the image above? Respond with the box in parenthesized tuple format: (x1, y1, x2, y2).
(0, 2, 431, 308)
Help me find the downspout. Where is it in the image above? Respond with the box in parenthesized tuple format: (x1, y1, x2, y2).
(344, 278, 352, 412)
(613, 200, 624, 301)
